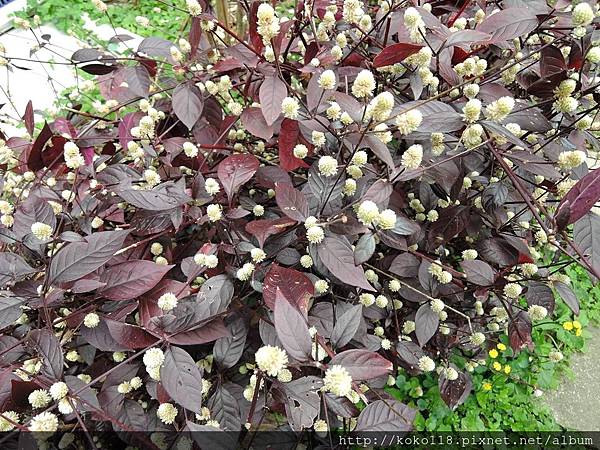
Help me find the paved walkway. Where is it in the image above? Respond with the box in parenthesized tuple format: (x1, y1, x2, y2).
(0, 8, 140, 136)
(544, 327, 600, 430)
(0, 24, 81, 136)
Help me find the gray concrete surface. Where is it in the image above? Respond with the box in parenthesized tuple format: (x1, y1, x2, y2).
(544, 327, 600, 431)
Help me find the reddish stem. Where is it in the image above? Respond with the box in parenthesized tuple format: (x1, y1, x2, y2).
(448, 0, 471, 28)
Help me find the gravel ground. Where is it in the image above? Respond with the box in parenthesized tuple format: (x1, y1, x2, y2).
(544, 327, 600, 431)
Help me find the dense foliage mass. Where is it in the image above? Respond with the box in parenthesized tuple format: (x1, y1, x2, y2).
(0, 0, 600, 446)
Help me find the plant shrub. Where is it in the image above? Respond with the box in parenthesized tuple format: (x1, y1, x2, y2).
(0, 0, 600, 444)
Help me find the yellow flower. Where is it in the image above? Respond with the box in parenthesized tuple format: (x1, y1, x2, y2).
(575, 329, 582, 337)
(492, 362, 502, 371)
(488, 349, 499, 359)
(573, 321, 582, 330)
(482, 382, 492, 391)
(497, 343, 506, 351)
(504, 365, 511, 375)
(563, 322, 573, 331)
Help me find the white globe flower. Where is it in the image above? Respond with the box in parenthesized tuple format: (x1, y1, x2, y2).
(31, 222, 53, 241)
(318, 70, 337, 90)
(157, 402, 178, 425)
(157, 292, 178, 311)
(318, 156, 338, 177)
(49, 382, 68, 401)
(401, 144, 423, 169)
(503, 283, 522, 299)
(0, 411, 19, 432)
(83, 312, 100, 328)
(314, 279, 329, 293)
(395, 110, 423, 135)
(29, 412, 59, 433)
(357, 200, 379, 226)
(528, 304, 548, 321)
(377, 209, 397, 230)
(183, 141, 198, 158)
(323, 365, 353, 397)
(351, 70, 376, 98)
(205, 178, 220, 195)
(206, 204, 222, 222)
(150, 242, 164, 256)
(306, 226, 325, 244)
(255, 345, 288, 377)
(143, 348, 165, 369)
(28, 389, 52, 408)
(293, 144, 308, 159)
(418, 356, 435, 372)
(281, 97, 300, 119)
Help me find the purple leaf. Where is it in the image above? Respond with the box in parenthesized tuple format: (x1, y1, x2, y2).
(555, 281, 579, 315)
(0, 295, 25, 330)
(12, 196, 56, 240)
(330, 349, 393, 380)
(415, 303, 439, 346)
(206, 386, 242, 431)
(477, 8, 538, 47)
(27, 329, 64, 380)
(442, 30, 491, 49)
(173, 82, 204, 129)
(259, 75, 287, 126)
(0, 253, 37, 287)
(161, 346, 204, 414)
(306, 71, 325, 111)
(526, 281, 555, 314)
(117, 180, 192, 211)
(123, 66, 151, 98)
(48, 230, 130, 284)
(81, 319, 128, 352)
(213, 316, 247, 369)
(65, 375, 101, 413)
(98, 260, 173, 300)
(263, 264, 313, 313)
(275, 182, 309, 222)
(138, 36, 174, 58)
(508, 311, 533, 353)
(278, 119, 309, 172)
(196, 274, 235, 319)
(118, 112, 144, 149)
(439, 367, 472, 410)
(573, 213, 600, 281)
(23, 100, 34, 136)
(187, 421, 239, 450)
(27, 122, 52, 171)
(245, 217, 296, 248)
(389, 253, 420, 277)
(460, 260, 496, 286)
(353, 233, 376, 266)
(273, 289, 312, 361)
(105, 318, 159, 349)
(276, 376, 322, 431)
(373, 43, 423, 68)
(0, 336, 25, 367)
(397, 101, 463, 133)
(217, 153, 260, 201)
(540, 45, 567, 78)
(330, 304, 362, 348)
(241, 107, 274, 140)
(318, 236, 375, 291)
(396, 341, 424, 369)
(556, 168, 600, 226)
(167, 319, 230, 345)
(355, 399, 415, 431)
